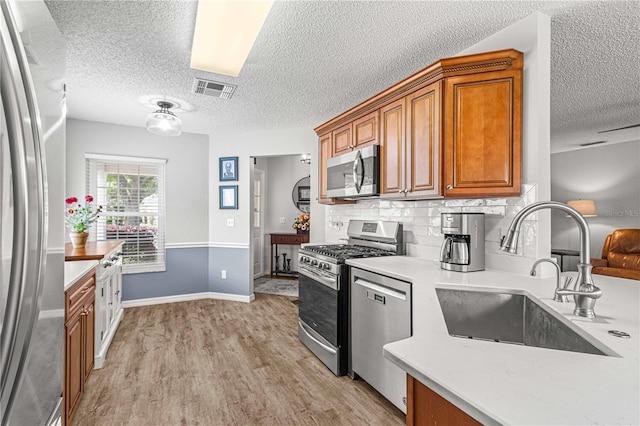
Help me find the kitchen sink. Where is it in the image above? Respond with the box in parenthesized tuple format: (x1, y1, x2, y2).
(435, 288, 614, 356)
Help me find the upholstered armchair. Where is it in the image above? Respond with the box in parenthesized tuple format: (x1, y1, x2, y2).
(591, 229, 640, 280)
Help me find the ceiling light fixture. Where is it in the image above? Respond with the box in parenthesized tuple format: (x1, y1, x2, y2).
(300, 154, 311, 165)
(146, 101, 182, 137)
(190, 0, 274, 77)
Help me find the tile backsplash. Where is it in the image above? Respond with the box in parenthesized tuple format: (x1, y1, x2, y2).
(324, 184, 540, 275)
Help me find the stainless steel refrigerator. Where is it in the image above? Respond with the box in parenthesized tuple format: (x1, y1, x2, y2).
(1, 1, 66, 424)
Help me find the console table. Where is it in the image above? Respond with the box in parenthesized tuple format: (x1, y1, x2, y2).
(551, 248, 580, 272)
(270, 233, 309, 278)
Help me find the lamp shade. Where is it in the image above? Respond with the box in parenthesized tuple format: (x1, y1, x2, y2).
(146, 101, 182, 136)
(567, 199, 597, 217)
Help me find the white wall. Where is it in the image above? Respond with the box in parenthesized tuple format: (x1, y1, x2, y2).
(262, 155, 311, 233)
(65, 119, 210, 245)
(325, 12, 552, 276)
(254, 155, 311, 276)
(208, 126, 320, 245)
(551, 140, 640, 262)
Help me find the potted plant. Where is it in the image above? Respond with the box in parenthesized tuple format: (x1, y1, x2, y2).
(293, 213, 310, 234)
(65, 195, 102, 248)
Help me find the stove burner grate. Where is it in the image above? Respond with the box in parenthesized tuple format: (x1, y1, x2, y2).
(302, 244, 395, 259)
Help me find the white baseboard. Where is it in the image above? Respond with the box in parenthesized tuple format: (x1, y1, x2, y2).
(122, 291, 254, 308)
(38, 309, 64, 320)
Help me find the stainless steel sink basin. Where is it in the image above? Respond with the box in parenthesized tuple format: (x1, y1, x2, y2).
(435, 288, 613, 356)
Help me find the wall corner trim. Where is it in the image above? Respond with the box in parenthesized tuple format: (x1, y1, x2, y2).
(122, 291, 254, 308)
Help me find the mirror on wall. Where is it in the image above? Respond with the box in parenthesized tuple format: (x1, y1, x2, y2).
(292, 176, 310, 213)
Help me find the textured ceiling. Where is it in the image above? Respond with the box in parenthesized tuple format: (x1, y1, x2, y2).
(45, 1, 640, 152)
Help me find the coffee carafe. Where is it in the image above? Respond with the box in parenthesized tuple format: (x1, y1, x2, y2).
(440, 213, 485, 272)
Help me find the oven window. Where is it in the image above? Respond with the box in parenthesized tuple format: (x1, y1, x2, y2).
(298, 273, 339, 347)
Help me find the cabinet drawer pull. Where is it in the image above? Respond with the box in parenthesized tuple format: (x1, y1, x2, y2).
(447, 185, 453, 190)
(80, 287, 90, 294)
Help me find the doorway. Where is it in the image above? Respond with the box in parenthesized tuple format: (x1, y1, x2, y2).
(250, 154, 311, 297)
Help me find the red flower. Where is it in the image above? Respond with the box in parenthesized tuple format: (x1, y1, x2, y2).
(68, 209, 74, 214)
(65, 197, 78, 205)
(85, 195, 93, 203)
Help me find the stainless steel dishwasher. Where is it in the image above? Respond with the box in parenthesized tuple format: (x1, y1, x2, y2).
(350, 267, 411, 413)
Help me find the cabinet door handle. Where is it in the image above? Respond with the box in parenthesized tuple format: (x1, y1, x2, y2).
(404, 188, 409, 193)
(447, 185, 453, 190)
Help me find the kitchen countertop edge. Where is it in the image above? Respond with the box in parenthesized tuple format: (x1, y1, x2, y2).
(64, 260, 98, 291)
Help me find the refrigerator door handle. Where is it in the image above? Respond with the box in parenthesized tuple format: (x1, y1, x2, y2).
(0, 4, 48, 421)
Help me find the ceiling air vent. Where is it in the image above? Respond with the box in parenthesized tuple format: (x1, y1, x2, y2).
(192, 78, 236, 99)
(579, 140, 607, 147)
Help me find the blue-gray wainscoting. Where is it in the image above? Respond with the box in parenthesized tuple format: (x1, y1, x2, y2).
(122, 245, 251, 303)
(208, 245, 251, 296)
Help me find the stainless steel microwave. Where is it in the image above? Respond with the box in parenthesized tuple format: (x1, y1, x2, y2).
(326, 145, 379, 199)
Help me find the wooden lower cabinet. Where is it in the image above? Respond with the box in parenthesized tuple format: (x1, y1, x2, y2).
(406, 375, 481, 426)
(64, 268, 96, 426)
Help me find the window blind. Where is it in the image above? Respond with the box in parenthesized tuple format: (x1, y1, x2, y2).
(85, 154, 167, 274)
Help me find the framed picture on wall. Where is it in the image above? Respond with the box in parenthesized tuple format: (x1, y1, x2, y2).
(219, 185, 238, 209)
(219, 157, 238, 181)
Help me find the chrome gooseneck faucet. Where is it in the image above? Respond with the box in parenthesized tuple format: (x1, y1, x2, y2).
(530, 258, 571, 303)
(500, 201, 602, 318)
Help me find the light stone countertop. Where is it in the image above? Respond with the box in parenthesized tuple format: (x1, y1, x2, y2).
(346, 256, 640, 425)
(64, 260, 98, 291)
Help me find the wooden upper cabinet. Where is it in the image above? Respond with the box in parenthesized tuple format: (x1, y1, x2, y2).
(380, 99, 405, 197)
(381, 81, 442, 199)
(444, 69, 522, 198)
(405, 81, 442, 198)
(353, 110, 379, 149)
(318, 132, 332, 203)
(315, 49, 523, 202)
(333, 111, 379, 156)
(332, 123, 353, 155)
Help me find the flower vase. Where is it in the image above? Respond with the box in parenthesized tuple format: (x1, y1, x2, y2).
(297, 229, 309, 235)
(69, 231, 88, 249)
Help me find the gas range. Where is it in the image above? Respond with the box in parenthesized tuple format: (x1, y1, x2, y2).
(299, 244, 396, 275)
(297, 220, 404, 377)
(302, 244, 396, 261)
(299, 221, 404, 275)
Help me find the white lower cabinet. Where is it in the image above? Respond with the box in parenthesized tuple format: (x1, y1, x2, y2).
(94, 247, 123, 369)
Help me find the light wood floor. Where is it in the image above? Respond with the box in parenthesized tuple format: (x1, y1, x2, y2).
(73, 294, 405, 425)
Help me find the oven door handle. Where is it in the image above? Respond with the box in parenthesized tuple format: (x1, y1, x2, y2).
(299, 267, 339, 291)
(299, 320, 337, 355)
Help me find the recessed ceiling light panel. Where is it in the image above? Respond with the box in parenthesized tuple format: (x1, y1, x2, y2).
(190, 0, 274, 77)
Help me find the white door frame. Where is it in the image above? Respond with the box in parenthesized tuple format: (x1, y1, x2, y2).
(251, 167, 266, 279)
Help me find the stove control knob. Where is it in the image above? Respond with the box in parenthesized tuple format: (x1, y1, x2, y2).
(322, 263, 330, 270)
(310, 259, 318, 266)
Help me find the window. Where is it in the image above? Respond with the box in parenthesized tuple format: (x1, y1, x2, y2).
(85, 154, 167, 273)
